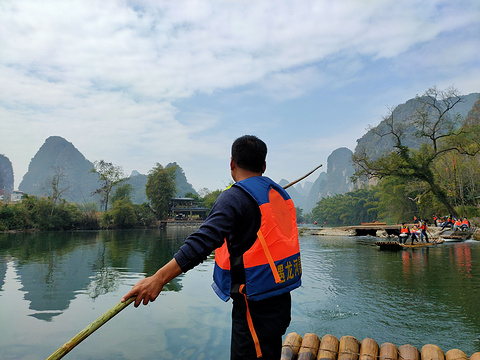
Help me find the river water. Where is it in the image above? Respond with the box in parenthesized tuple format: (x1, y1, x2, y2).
(1, 228, 480, 359)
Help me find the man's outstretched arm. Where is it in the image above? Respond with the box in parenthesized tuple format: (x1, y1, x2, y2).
(121, 258, 183, 307)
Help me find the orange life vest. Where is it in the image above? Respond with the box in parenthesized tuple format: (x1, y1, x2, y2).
(400, 226, 409, 234)
(461, 219, 469, 226)
(212, 176, 301, 302)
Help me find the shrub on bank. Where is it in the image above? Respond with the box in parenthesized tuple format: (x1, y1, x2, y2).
(1, 195, 158, 232)
(0, 196, 85, 231)
(35, 198, 84, 230)
(101, 201, 158, 229)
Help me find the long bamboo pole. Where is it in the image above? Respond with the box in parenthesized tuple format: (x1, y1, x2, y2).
(46, 296, 136, 360)
(283, 164, 322, 189)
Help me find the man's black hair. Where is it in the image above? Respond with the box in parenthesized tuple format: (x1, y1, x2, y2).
(231, 135, 267, 173)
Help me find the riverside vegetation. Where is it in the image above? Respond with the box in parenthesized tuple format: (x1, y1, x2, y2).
(0, 163, 224, 232)
(0, 189, 224, 232)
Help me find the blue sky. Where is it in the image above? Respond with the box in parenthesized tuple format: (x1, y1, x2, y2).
(1, 1, 479, 192)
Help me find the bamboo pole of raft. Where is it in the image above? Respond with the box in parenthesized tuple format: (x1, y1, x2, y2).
(398, 344, 420, 360)
(359, 338, 379, 360)
(380, 342, 398, 360)
(318, 334, 340, 360)
(298, 333, 321, 360)
(46, 296, 136, 360)
(283, 164, 323, 189)
(446, 349, 468, 360)
(281, 332, 303, 360)
(421, 344, 445, 360)
(338, 336, 361, 360)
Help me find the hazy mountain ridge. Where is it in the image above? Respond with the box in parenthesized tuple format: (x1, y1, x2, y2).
(166, 162, 197, 197)
(287, 92, 480, 212)
(5, 92, 480, 212)
(17, 136, 197, 206)
(0, 154, 14, 195)
(19, 136, 100, 204)
(354, 93, 480, 160)
(286, 148, 353, 212)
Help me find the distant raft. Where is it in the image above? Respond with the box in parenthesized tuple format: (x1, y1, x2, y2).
(375, 239, 444, 250)
(281, 333, 479, 360)
(440, 228, 474, 242)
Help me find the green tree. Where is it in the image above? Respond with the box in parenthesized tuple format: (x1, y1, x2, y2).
(146, 163, 176, 219)
(185, 192, 201, 200)
(184, 192, 206, 208)
(0, 202, 29, 231)
(133, 203, 158, 227)
(91, 160, 126, 212)
(375, 178, 420, 223)
(42, 167, 71, 218)
(36, 199, 83, 230)
(431, 96, 480, 215)
(311, 187, 379, 226)
(14, 194, 38, 230)
(110, 199, 137, 229)
(111, 183, 134, 204)
(352, 86, 480, 218)
(203, 189, 222, 209)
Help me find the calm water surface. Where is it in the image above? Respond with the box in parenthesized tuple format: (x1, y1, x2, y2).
(1, 229, 480, 359)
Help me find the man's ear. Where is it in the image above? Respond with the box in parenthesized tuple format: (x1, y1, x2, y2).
(230, 158, 236, 171)
(262, 162, 266, 173)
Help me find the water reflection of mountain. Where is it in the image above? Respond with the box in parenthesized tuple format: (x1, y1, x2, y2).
(17, 245, 98, 321)
(0, 230, 187, 322)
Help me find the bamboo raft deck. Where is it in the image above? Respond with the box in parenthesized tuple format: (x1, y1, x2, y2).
(281, 333, 479, 360)
(440, 229, 474, 242)
(375, 239, 444, 250)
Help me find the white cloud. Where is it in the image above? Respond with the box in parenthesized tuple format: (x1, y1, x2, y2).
(1, 0, 479, 190)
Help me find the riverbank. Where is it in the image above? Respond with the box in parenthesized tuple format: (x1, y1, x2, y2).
(299, 225, 470, 240)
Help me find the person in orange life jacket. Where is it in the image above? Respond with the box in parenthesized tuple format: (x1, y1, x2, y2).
(460, 217, 470, 230)
(121, 135, 301, 360)
(419, 220, 429, 243)
(453, 218, 463, 231)
(410, 225, 420, 244)
(441, 216, 453, 230)
(398, 223, 410, 244)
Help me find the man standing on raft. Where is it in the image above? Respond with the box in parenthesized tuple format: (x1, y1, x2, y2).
(122, 135, 302, 360)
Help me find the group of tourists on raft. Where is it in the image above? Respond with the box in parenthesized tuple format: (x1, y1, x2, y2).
(398, 219, 429, 245)
(397, 215, 471, 245)
(433, 214, 471, 231)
